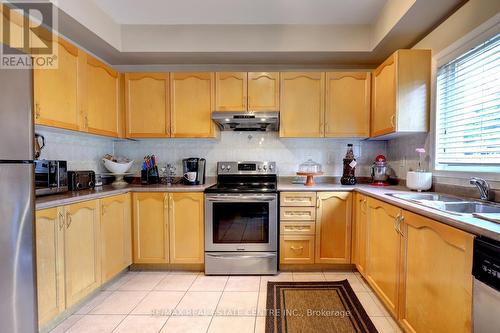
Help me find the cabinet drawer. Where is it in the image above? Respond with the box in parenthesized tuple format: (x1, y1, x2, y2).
(280, 221, 315, 235)
(280, 192, 316, 207)
(280, 207, 316, 221)
(280, 235, 315, 264)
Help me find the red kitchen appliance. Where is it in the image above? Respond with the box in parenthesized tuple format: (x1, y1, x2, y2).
(371, 155, 390, 186)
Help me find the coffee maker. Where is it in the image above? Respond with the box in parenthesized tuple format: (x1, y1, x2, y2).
(182, 158, 206, 185)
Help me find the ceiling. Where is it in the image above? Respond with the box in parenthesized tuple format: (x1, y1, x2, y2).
(93, 0, 387, 25)
(50, 0, 468, 67)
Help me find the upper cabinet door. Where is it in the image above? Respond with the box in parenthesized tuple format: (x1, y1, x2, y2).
(325, 72, 370, 138)
(280, 72, 325, 137)
(248, 72, 280, 111)
(125, 73, 170, 138)
(34, 38, 80, 131)
(170, 72, 215, 138)
(371, 50, 430, 138)
(215, 72, 247, 111)
(371, 54, 397, 137)
(84, 54, 120, 137)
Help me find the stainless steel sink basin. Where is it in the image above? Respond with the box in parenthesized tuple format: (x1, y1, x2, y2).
(385, 192, 500, 216)
(443, 202, 500, 214)
(386, 193, 467, 202)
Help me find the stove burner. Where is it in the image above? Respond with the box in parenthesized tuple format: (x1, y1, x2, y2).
(205, 161, 277, 194)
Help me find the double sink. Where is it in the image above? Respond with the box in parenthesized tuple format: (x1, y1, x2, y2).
(386, 193, 500, 216)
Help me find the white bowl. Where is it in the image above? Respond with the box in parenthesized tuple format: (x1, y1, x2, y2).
(102, 159, 134, 174)
(406, 171, 432, 192)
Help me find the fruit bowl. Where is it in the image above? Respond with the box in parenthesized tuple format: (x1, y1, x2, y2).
(102, 159, 134, 174)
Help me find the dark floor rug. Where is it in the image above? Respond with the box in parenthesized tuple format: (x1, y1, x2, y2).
(266, 280, 378, 333)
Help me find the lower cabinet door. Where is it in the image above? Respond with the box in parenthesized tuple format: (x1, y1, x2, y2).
(101, 193, 132, 283)
(399, 210, 474, 333)
(352, 193, 368, 275)
(132, 192, 169, 264)
(35, 207, 65, 327)
(169, 192, 204, 264)
(280, 235, 315, 264)
(315, 192, 352, 264)
(64, 200, 101, 307)
(365, 198, 402, 317)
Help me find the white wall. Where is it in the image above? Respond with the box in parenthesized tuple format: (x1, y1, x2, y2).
(387, 0, 500, 189)
(113, 132, 387, 177)
(35, 127, 114, 173)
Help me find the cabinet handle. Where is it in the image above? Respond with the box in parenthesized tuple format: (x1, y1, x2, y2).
(101, 204, 106, 215)
(390, 115, 395, 128)
(316, 197, 321, 208)
(84, 115, 89, 128)
(35, 103, 41, 119)
(397, 215, 405, 237)
(290, 246, 304, 252)
(58, 212, 65, 231)
(66, 212, 72, 228)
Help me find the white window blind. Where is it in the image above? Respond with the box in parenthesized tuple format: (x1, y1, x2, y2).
(435, 33, 500, 170)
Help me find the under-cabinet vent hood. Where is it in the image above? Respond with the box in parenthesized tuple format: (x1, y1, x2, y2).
(212, 112, 279, 131)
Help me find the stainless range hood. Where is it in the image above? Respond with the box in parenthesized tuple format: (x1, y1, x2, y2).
(212, 112, 279, 131)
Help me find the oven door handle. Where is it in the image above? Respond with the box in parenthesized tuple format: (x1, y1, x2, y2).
(206, 195, 276, 202)
(206, 253, 276, 259)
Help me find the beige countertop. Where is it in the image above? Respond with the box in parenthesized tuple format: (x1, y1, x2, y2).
(278, 180, 500, 241)
(36, 179, 500, 241)
(35, 181, 215, 210)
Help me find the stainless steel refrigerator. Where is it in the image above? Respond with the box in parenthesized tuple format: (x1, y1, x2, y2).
(0, 62, 38, 331)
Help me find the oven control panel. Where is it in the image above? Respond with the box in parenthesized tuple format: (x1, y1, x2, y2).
(217, 161, 277, 175)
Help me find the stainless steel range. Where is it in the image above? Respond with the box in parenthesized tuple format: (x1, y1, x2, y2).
(204, 161, 278, 275)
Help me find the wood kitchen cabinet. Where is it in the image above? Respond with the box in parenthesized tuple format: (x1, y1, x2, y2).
(34, 38, 81, 131)
(124, 72, 170, 138)
(399, 210, 474, 333)
(280, 72, 325, 137)
(325, 72, 370, 137)
(215, 72, 247, 111)
(170, 72, 215, 137)
(365, 197, 402, 317)
(248, 72, 280, 111)
(168, 192, 204, 264)
(315, 192, 352, 264)
(35, 207, 65, 327)
(64, 200, 101, 307)
(84, 54, 121, 137)
(371, 49, 431, 138)
(352, 193, 368, 275)
(132, 192, 169, 264)
(100, 193, 132, 283)
(280, 235, 315, 264)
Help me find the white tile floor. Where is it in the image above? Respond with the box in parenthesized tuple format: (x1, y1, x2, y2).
(50, 270, 402, 333)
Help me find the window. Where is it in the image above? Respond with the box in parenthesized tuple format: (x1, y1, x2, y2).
(435, 33, 500, 172)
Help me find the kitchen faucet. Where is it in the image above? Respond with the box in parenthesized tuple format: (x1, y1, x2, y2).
(470, 177, 494, 201)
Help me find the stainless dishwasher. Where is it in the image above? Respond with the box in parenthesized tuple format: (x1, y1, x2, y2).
(472, 236, 500, 332)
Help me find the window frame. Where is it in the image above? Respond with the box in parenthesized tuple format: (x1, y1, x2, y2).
(430, 21, 500, 181)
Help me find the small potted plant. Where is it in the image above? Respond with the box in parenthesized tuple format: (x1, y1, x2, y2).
(406, 148, 432, 191)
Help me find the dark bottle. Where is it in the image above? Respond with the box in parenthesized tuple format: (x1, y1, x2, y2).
(341, 144, 357, 185)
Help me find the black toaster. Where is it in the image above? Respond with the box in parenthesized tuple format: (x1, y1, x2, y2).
(67, 170, 96, 191)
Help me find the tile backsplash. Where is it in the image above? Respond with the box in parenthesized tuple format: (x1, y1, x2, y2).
(386, 133, 430, 178)
(35, 126, 115, 173)
(114, 132, 387, 177)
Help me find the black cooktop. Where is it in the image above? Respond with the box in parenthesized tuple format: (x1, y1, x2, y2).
(204, 175, 277, 193)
